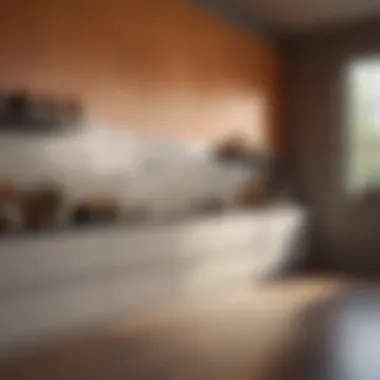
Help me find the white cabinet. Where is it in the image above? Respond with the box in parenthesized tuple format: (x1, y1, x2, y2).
(0, 203, 305, 357)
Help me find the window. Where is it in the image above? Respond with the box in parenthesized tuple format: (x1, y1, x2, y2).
(347, 59, 380, 194)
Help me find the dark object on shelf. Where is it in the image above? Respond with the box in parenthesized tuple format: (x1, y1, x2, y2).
(0, 93, 7, 116)
(72, 199, 120, 226)
(213, 136, 275, 172)
(0, 181, 22, 233)
(213, 136, 288, 201)
(0, 90, 84, 133)
(21, 185, 65, 230)
(6, 91, 32, 125)
(214, 136, 245, 162)
(234, 178, 269, 208)
(215, 138, 243, 161)
(72, 205, 96, 225)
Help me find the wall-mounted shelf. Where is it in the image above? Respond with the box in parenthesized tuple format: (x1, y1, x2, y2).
(0, 91, 84, 134)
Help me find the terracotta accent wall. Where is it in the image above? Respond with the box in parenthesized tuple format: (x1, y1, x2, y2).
(285, 19, 380, 270)
(0, 0, 281, 149)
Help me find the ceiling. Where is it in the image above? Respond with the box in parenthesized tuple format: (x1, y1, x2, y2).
(233, 0, 380, 31)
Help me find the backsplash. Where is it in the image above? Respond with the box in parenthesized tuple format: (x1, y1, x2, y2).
(0, 126, 255, 232)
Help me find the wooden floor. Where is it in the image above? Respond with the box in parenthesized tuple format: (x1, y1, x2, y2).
(0, 277, 347, 380)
